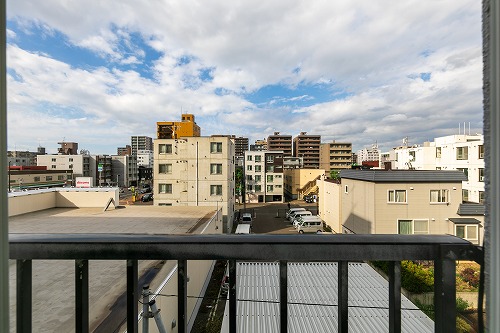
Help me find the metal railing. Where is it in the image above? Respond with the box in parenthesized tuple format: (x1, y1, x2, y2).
(9, 233, 483, 333)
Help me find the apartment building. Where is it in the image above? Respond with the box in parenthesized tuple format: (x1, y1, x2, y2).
(58, 141, 78, 155)
(154, 136, 235, 232)
(267, 132, 292, 157)
(244, 151, 284, 203)
(319, 141, 352, 173)
(317, 170, 483, 244)
(8, 166, 72, 190)
(117, 145, 131, 156)
(37, 154, 91, 181)
(7, 147, 45, 166)
(356, 144, 381, 165)
(137, 149, 154, 168)
(385, 134, 484, 204)
(131, 136, 153, 156)
(111, 155, 138, 187)
(157, 113, 201, 139)
(293, 132, 321, 169)
(233, 136, 249, 157)
(283, 168, 325, 200)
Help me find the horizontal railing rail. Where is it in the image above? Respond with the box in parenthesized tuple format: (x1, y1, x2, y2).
(9, 234, 483, 333)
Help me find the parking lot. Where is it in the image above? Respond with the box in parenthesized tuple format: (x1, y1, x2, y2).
(237, 200, 319, 234)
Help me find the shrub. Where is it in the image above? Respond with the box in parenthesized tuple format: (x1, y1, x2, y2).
(460, 267, 480, 288)
(456, 297, 471, 312)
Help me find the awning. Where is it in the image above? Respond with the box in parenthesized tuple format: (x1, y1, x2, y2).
(448, 218, 481, 224)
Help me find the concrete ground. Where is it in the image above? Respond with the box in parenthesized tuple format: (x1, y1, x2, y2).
(236, 200, 320, 234)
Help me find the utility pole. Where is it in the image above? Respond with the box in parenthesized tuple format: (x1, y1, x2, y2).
(8, 161, 10, 192)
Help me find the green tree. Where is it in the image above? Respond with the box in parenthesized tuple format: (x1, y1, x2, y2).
(330, 169, 340, 181)
(235, 167, 244, 195)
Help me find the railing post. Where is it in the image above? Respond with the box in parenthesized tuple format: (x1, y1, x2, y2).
(229, 260, 237, 333)
(434, 249, 456, 333)
(17, 259, 32, 333)
(178, 259, 187, 333)
(389, 261, 401, 333)
(127, 259, 138, 333)
(338, 261, 348, 333)
(75, 259, 89, 333)
(279, 261, 288, 333)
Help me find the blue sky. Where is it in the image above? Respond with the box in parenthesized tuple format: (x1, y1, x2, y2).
(6, 1, 483, 154)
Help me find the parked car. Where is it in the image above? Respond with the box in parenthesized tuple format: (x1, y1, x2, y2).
(241, 213, 253, 227)
(304, 194, 315, 203)
(141, 193, 153, 202)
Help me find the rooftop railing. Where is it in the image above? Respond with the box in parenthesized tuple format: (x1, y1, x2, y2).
(9, 233, 483, 333)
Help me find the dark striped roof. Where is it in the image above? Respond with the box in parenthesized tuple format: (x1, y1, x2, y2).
(449, 218, 481, 224)
(339, 169, 467, 183)
(457, 203, 486, 215)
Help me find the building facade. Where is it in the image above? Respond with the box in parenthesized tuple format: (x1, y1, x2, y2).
(137, 149, 154, 168)
(154, 136, 235, 232)
(111, 155, 138, 187)
(233, 136, 249, 157)
(58, 142, 78, 155)
(157, 113, 201, 139)
(8, 166, 72, 191)
(283, 168, 326, 200)
(244, 151, 284, 203)
(37, 154, 91, 182)
(319, 141, 352, 173)
(356, 144, 381, 165)
(293, 132, 321, 169)
(267, 132, 292, 157)
(131, 136, 153, 156)
(117, 145, 132, 156)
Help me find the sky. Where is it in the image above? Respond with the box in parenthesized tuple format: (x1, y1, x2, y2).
(6, 1, 483, 155)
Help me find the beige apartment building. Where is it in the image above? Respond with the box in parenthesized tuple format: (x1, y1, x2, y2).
(283, 168, 325, 200)
(267, 132, 292, 157)
(293, 132, 321, 169)
(319, 141, 352, 173)
(154, 136, 235, 232)
(317, 170, 484, 244)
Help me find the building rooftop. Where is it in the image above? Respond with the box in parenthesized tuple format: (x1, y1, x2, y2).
(9, 206, 219, 332)
(340, 169, 467, 183)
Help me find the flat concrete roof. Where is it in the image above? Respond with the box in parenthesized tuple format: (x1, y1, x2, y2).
(9, 206, 218, 332)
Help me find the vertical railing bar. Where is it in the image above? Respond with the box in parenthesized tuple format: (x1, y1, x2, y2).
(75, 259, 89, 333)
(127, 259, 138, 333)
(178, 259, 187, 333)
(389, 261, 401, 333)
(17, 259, 32, 333)
(279, 261, 288, 333)
(442, 252, 457, 333)
(229, 260, 237, 333)
(338, 261, 348, 333)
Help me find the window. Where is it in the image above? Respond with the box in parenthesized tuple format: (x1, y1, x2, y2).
(275, 185, 282, 189)
(436, 147, 442, 158)
(247, 185, 253, 191)
(34, 176, 40, 182)
(479, 168, 484, 181)
(247, 165, 252, 171)
(51, 165, 56, 169)
(479, 191, 485, 204)
(210, 185, 223, 196)
(267, 185, 274, 192)
(462, 189, 469, 202)
(409, 151, 415, 161)
(69, 164, 73, 169)
(457, 168, 468, 178)
(455, 225, 479, 242)
(478, 145, 484, 159)
(430, 189, 449, 203)
(210, 142, 223, 153)
(159, 183, 172, 194)
(255, 165, 261, 172)
(159, 144, 172, 154)
(456, 146, 468, 160)
(344, 185, 348, 194)
(388, 190, 407, 203)
(247, 175, 252, 181)
(267, 155, 274, 162)
(159, 164, 172, 174)
(247, 155, 252, 161)
(398, 219, 428, 235)
(267, 165, 274, 172)
(255, 155, 262, 162)
(210, 163, 222, 175)
(267, 175, 274, 182)
(51, 158, 56, 162)
(69, 158, 73, 162)
(46, 176, 53, 181)
(255, 175, 261, 182)
(255, 185, 261, 192)
(58, 175, 65, 180)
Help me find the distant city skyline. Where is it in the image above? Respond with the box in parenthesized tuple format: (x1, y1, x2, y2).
(6, 1, 483, 154)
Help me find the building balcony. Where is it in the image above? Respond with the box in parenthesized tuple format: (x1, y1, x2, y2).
(9, 233, 482, 333)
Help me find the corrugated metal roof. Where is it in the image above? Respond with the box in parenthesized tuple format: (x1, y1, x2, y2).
(222, 262, 434, 332)
(340, 169, 467, 183)
(457, 203, 486, 215)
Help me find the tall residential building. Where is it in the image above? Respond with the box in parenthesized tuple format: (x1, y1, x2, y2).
(234, 136, 249, 157)
(293, 132, 321, 169)
(131, 136, 153, 156)
(267, 132, 292, 157)
(137, 149, 154, 168)
(385, 134, 485, 204)
(58, 142, 78, 155)
(356, 144, 381, 165)
(111, 155, 138, 187)
(117, 145, 132, 156)
(156, 113, 201, 139)
(319, 141, 353, 173)
(244, 150, 284, 203)
(255, 139, 268, 150)
(154, 136, 235, 232)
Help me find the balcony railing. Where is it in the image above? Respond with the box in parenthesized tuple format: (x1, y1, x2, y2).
(9, 234, 483, 333)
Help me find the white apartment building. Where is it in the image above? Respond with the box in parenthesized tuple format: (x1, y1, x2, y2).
(111, 155, 138, 187)
(386, 134, 484, 204)
(154, 136, 235, 232)
(137, 149, 154, 168)
(37, 154, 91, 182)
(244, 151, 284, 203)
(356, 144, 381, 165)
